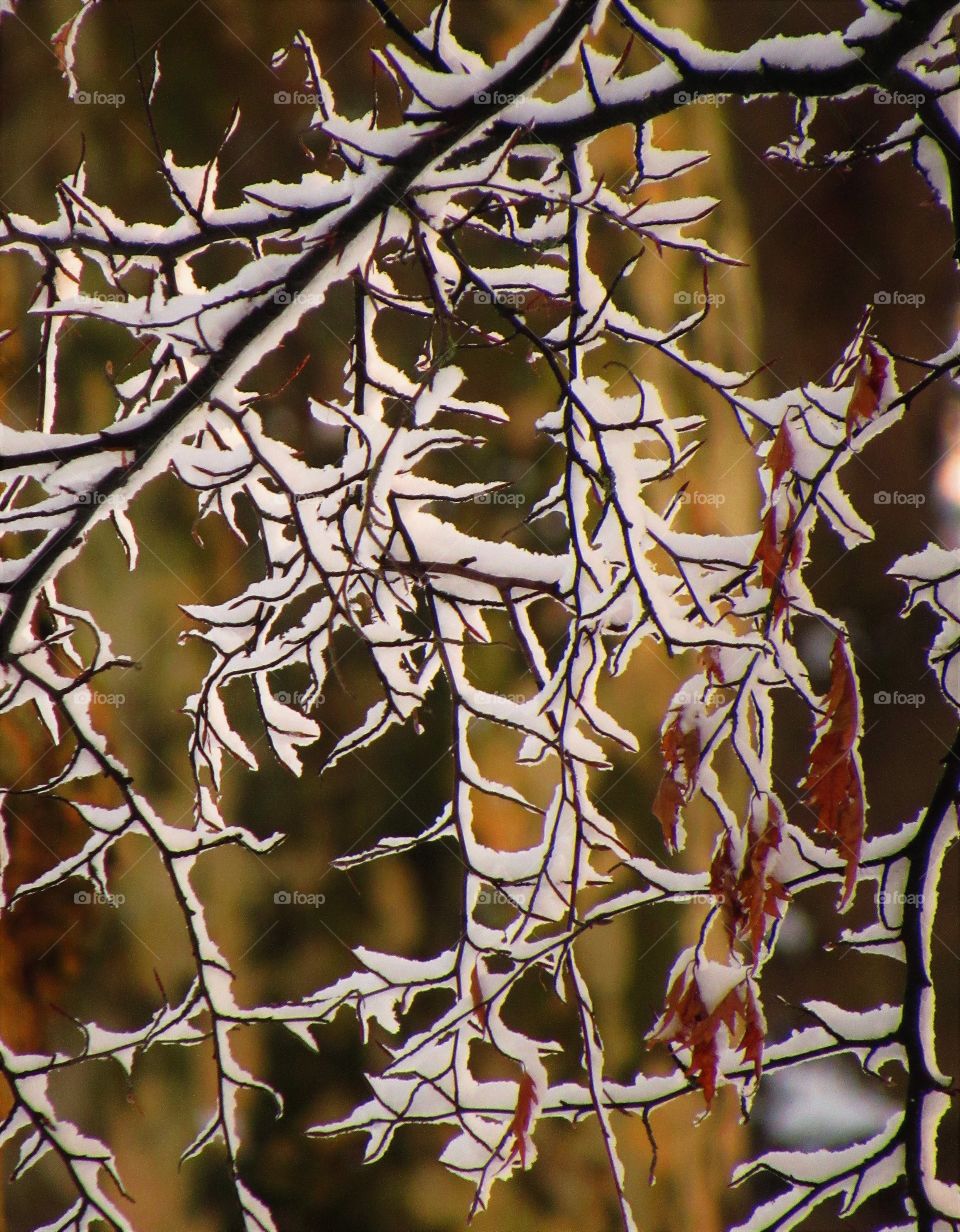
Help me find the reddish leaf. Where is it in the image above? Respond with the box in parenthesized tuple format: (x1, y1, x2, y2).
(709, 827, 737, 918)
(845, 338, 888, 438)
(651, 965, 722, 1104)
(689, 983, 745, 1105)
(688, 1015, 723, 1104)
(508, 1070, 538, 1168)
(469, 964, 488, 1035)
(701, 647, 725, 688)
(800, 637, 864, 903)
(650, 960, 766, 1105)
(741, 796, 790, 959)
(652, 776, 685, 850)
(752, 503, 802, 625)
(51, 3, 100, 80)
(652, 712, 701, 850)
(51, 16, 77, 75)
(753, 507, 780, 592)
(739, 980, 766, 1083)
(766, 420, 795, 491)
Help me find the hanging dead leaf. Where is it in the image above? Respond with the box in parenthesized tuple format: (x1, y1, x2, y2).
(701, 646, 726, 688)
(740, 798, 790, 959)
(739, 979, 766, 1083)
(652, 710, 701, 850)
(710, 829, 739, 928)
(800, 636, 864, 903)
(649, 959, 764, 1105)
(845, 338, 888, 438)
(51, 2, 101, 84)
(766, 419, 795, 491)
(752, 502, 802, 625)
(508, 1069, 538, 1168)
(470, 964, 488, 1035)
(712, 796, 790, 961)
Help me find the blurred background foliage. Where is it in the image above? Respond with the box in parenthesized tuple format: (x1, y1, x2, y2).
(0, 1, 957, 1229)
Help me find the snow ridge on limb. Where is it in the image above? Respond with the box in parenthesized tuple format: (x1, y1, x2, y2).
(1, 2, 958, 1230)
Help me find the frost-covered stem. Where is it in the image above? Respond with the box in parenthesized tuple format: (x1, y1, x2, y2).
(2, 1, 958, 1226)
(895, 68, 960, 263)
(366, 0, 448, 72)
(0, 0, 601, 665)
(0, 195, 353, 261)
(8, 656, 274, 1229)
(888, 349, 960, 413)
(560, 144, 591, 937)
(514, 0, 960, 148)
(0, 1058, 129, 1230)
(900, 724, 960, 1231)
(567, 955, 637, 1232)
(759, 431, 850, 639)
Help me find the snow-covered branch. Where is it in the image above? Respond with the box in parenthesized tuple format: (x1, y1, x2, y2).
(1, 1, 958, 1228)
